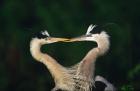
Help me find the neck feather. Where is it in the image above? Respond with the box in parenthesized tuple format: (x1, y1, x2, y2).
(30, 38, 43, 61)
(30, 38, 68, 81)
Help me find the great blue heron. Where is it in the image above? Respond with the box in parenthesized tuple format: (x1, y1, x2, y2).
(30, 24, 110, 91)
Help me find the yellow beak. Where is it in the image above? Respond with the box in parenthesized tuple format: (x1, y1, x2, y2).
(70, 38, 80, 42)
(67, 37, 82, 42)
(49, 37, 70, 42)
(49, 37, 82, 42)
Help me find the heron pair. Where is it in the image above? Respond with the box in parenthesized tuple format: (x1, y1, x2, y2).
(30, 24, 115, 91)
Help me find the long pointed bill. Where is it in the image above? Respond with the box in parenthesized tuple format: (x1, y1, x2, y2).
(50, 37, 70, 42)
(69, 35, 87, 42)
(69, 37, 81, 42)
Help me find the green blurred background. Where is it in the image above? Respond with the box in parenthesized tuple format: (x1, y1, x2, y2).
(0, 0, 140, 91)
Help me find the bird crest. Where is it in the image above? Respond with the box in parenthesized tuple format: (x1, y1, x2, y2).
(86, 24, 103, 35)
(34, 30, 50, 39)
(41, 30, 50, 37)
(86, 24, 97, 35)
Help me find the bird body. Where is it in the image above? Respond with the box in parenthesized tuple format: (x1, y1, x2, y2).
(30, 24, 110, 91)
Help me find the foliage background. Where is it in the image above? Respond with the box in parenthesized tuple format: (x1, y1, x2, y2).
(0, 0, 140, 91)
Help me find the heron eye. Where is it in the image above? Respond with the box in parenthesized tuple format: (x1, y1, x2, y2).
(47, 37, 51, 40)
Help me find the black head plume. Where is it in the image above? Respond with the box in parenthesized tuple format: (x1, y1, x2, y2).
(33, 30, 50, 39)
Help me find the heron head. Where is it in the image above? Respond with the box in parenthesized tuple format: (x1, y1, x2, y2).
(33, 30, 69, 44)
(69, 24, 102, 42)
